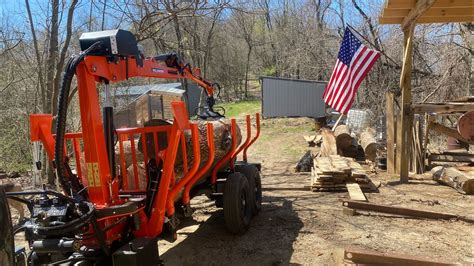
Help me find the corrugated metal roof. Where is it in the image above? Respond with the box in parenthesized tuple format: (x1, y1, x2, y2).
(114, 83, 184, 97)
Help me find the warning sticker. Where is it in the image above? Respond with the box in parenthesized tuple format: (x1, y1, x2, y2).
(86, 163, 95, 187)
(92, 163, 100, 187)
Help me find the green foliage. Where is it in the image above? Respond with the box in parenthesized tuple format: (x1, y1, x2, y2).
(218, 100, 261, 118)
(261, 66, 276, 77)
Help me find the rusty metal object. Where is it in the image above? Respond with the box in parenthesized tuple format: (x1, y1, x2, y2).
(344, 247, 458, 265)
(457, 111, 474, 141)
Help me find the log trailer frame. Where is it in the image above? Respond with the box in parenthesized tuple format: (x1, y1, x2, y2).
(3, 29, 261, 265)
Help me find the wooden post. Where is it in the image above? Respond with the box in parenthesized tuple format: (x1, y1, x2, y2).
(398, 23, 415, 182)
(386, 92, 395, 174)
(395, 112, 402, 174)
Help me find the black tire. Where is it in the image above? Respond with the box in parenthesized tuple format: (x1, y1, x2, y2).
(236, 165, 262, 215)
(223, 173, 252, 234)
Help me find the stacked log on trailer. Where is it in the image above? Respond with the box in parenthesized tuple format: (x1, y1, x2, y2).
(310, 155, 375, 192)
(111, 118, 242, 189)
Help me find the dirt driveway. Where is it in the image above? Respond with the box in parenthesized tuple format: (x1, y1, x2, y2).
(6, 117, 473, 265)
(160, 117, 474, 265)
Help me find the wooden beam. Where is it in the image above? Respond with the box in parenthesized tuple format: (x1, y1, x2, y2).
(412, 102, 474, 113)
(429, 122, 474, 144)
(383, 7, 474, 18)
(402, 0, 437, 29)
(385, 0, 473, 9)
(398, 23, 415, 183)
(429, 153, 474, 163)
(385, 92, 396, 174)
(342, 200, 474, 222)
(344, 247, 460, 265)
(380, 15, 474, 24)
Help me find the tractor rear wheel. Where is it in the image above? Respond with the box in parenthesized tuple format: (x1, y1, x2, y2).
(223, 173, 252, 234)
(236, 164, 262, 215)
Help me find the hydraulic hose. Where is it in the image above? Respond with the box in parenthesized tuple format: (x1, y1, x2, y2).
(54, 42, 101, 196)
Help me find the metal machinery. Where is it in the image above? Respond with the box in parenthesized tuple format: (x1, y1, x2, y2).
(3, 29, 261, 265)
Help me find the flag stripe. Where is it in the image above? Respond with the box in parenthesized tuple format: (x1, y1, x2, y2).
(335, 47, 372, 111)
(322, 27, 380, 114)
(333, 46, 367, 109)
(325, 61, 344, 104)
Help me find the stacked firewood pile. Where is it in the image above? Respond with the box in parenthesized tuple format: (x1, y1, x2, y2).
(310, 155, 376, 192)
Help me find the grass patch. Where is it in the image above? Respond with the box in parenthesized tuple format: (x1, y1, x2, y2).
(218, 100, 261, 118)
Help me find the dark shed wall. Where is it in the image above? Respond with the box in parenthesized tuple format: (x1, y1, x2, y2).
(184, 83, 201, 116)
(261, 77, 326, 118)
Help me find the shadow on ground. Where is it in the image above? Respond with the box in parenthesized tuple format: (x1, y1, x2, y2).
(160, 195, 303, 265)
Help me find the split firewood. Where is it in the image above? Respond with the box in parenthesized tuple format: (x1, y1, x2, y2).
(320, 128, 337, 157)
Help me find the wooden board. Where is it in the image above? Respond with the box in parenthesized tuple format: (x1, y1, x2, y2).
(429, 153, 474, 163)
(412, 102, 474, 114)
(320, 128, 337, 157)
(346, 182, 367, 201)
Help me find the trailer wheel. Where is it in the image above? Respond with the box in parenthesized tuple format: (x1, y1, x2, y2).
(223, 173, 252, 234)
(236, 165, 262, 215)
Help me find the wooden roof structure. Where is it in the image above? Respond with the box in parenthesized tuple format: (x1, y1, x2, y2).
(380, 0, 474, 27)
(378, 0, 473, 182)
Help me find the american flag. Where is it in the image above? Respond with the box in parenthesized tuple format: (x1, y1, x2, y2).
(323, 27, 380, 114)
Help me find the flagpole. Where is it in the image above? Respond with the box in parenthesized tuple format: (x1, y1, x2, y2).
(331, 113, 344, 131)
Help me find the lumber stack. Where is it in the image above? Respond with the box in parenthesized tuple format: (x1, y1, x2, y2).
(310, 155, 374, 192)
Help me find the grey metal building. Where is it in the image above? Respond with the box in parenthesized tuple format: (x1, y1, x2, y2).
(260, 76, 327, 118)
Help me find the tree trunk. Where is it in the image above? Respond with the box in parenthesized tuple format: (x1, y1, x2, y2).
(25, 0, 46, 113)
(45, 0, 60, 187)
(46, 0, 59, 115)
(0, 188, 14, 266)
(52, 0, 79, 118)
(244, 46, 252, 99)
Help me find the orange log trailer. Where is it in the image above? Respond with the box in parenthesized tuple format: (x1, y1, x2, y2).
(3, 29, 261, 265)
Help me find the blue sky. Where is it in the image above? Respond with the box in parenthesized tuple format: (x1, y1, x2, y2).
(0, 0, 387, 31)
